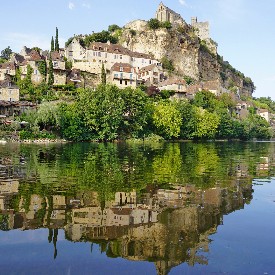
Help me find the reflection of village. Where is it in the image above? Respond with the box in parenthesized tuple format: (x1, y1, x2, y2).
(0, 170, 256, 275)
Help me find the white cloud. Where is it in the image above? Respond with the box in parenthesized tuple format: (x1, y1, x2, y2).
(68, 2, 75, 10)
(179, 0, 187, 6)
(82, 2, 91, 9)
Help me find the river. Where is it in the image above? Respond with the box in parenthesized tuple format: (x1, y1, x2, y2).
(0, 141, 274, 274)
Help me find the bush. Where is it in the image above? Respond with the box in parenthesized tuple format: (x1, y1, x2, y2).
(148, 18, 161, 29)
(161, 56, 174, 72)
(129, 29, 137, 36)
(108, 24, 121, 33)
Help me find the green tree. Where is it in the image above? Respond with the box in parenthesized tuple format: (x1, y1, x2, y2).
(51, 36, 54, 52)
(108, 24, 121, 32)
(193, 90, 219, 112)
(120, 87, 151, 137)
(78, 85, 125, 140)
(191, 107, 220, 139)
(55, 27, 59, 51)
(161, 56, 174, 72)
(0, 46, 12, 60)
(37, 60, 47, 80)
(153, 101, 182, 139)
(48, 57, 54, 86)
(101, 63, 106, 85)
(148, 18, 161, 29)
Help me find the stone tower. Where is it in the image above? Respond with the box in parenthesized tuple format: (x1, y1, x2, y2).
(191, 16, 210, 40)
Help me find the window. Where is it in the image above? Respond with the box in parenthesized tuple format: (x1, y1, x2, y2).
(69, 51, 73, 56)
(125, 81, 128, 85)
(120, 73, 123, 78)
(105, 53, 107, 58)
(114, 73, 118, 78)
(120, 79, 122, 85)
(120, 67, 123, 72)
(120, 55, 122, 59)
(98, 52, 101, 57)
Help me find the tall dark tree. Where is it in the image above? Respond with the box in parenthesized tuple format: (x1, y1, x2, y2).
(0, 46, 12, 60)
(101, 63, 106, 85)
(51, 36, 54, 52)
(48, 56, 54, 86)
(55, 27, 59, 52)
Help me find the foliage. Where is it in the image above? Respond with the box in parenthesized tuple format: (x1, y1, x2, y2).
(159, 89, 175, 99)
(48, 57, 54, 86)
(153, 101, 182, 139)
(147, 19, 172, 30)
(55, 27, 59, 52)
(51, 36, 54, 52)
(191, 107, 220, 139)
(84, 31, 118, 46)
(193, 90, 219, 112)
(31, 47, 41, 53)
(183, 75, 195, 85)
(0, 46, 12, 60)
(161, 56, 174, 72)
(101, 63, 106, 85)
(37, 60, 47, 79)
(64, 57, 72, 70)
(148, 18, 161, 29)
(108, 24, 121, 33)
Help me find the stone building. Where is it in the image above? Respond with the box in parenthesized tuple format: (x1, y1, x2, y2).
(191, 17, 210, 40)
(0, 79, 19, 102)
(155, 2, 184, 25)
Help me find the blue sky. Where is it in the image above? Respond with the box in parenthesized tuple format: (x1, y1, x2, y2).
(1, 0, 274, 99)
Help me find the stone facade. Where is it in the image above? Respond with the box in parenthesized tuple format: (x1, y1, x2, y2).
(191, 17, 210, 40)
(0, 80, 19, 101)
(155, 2, 184, 25)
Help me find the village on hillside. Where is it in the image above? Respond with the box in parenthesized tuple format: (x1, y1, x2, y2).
(0, 2, 274, 141)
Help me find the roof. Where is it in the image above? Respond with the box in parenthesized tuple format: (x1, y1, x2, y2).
(50, 51, 64, 61)
(0, 80, 19, 89)
(111, 62, 135, 73)
(158, 77, 186, 87)
(139, 64, 159, 73)
(10, 53, 25, 64)
(88, 41, 153, 59)
(26, 50, 44, 61)
(0, 62, 17, 70)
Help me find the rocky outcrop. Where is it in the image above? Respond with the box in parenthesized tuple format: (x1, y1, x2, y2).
(120, 20, 254, 97)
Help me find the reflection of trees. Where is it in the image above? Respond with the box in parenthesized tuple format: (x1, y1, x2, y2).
(1, 141, 275, 272)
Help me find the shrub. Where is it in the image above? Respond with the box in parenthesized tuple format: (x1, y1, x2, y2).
(148, 18, 161, 29)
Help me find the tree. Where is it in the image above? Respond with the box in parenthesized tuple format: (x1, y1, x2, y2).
(77, 85, 125, 140)
(108, 24, 121, 32)
(193, 90, 219, 112)
(0, 46, 12, 60)
(55, 27, 59, 51)
(190, 107, 220, 139)
(161, 56, 174, 72)
(153, 101, 182, 139)
(51, 36, 54, 52)
(148, 18, 161, 29)
(120, 87, 151, 137)
(31, 47, 41, 53)
(101, 63, 106, 85)
(48, 57, 54, 86)
(37, 60, 47, 80)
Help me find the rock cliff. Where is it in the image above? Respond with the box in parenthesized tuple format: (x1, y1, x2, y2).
(120, 20, 254, 96)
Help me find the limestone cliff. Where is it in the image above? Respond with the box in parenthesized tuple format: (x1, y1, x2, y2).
(119, 20, 254, 96)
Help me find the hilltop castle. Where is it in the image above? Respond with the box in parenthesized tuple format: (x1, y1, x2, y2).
(155, 2, 210, 40)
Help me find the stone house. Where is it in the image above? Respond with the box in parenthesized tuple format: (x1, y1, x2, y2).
(65, 37, 86, 61)
(49, 51, 67, 85)
(0, 79, 19, 101)
(137, 64, 163, 85)
(67, 69, 82, 87)
(20, 50, 45, 84)
(65, 40, 159, 78)
(0, 62, 17, 81)
(158, 78, 187, 99)
(257, 108, 270, 122)
(110, 63, 137, 88)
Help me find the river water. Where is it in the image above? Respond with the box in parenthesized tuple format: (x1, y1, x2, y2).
(0, 141, 274, 274)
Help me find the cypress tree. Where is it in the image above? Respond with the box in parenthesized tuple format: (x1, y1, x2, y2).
(101, 63, 106, 85)
(48, 56, 54, 86)
(51, 36, 54, 52)
(55, 27, 59, 52)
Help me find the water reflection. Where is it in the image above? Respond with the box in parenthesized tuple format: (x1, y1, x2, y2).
(0, 141, 274, 274)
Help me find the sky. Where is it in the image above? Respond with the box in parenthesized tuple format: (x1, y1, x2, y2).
(0, 0, 275, 99)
